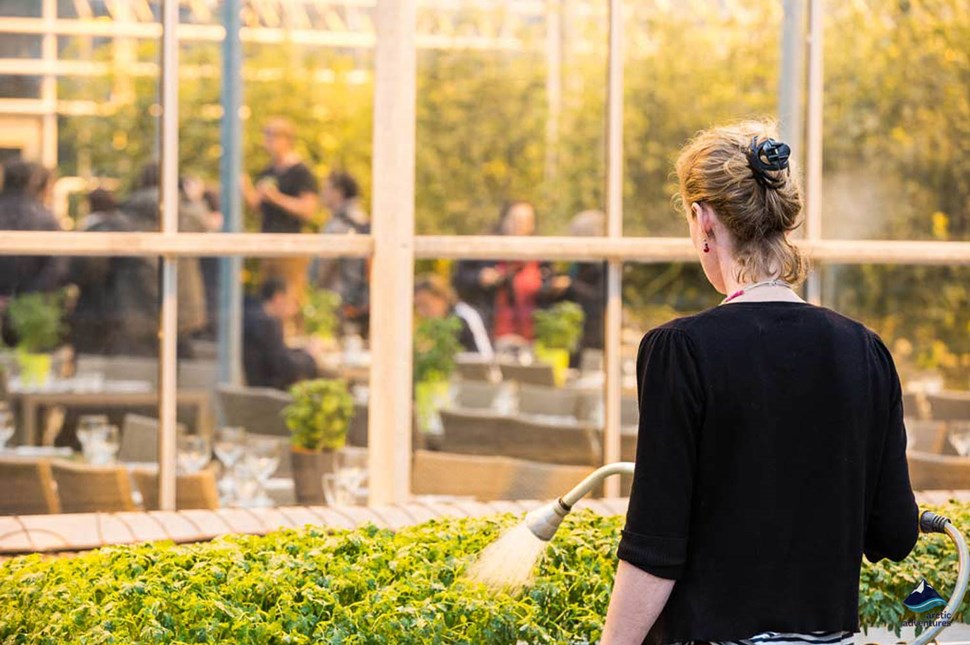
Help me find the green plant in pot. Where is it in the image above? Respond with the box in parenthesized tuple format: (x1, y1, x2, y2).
(413, 315, 463, 440)
(302, 287, 342, 344)
(533, 301, 585, 386)
(283, 378, 355, 505)
(6, 292, 65, 387)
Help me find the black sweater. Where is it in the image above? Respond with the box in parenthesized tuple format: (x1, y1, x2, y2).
(616, 301, 919, 644)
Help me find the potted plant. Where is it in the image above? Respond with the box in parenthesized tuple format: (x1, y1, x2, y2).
(283, 378, 355, 505)
(302, 288, 342, 346)
(6, 292, 65, 387)
(413, 315, 463, 438)
(533, 301, 585, 386)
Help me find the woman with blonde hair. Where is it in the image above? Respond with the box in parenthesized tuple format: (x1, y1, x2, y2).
(601, 121, 918, 645)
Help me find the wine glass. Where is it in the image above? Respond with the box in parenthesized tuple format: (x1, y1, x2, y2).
(244, 437, 281, 507)
(177, 433, 211, 474)
(213, 426, 246, 502)
(335, 448, 368, 502)
(77, 414, 109, 452)
(949, 422, 970, 457)
(85, 424, 119, 465)
(322, 472, 354, 506)
(0, 404, 15, 450)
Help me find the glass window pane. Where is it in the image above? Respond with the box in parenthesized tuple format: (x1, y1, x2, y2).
(415, 3, 607, 235)
(821, 263, 970, 390)
(624, 2, 782, 236)
(411, 255, 610, 500)
(0, 253, 163, 516)
(823, 0, 970, 241)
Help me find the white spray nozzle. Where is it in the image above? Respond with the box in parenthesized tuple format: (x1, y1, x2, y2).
(525, 499, 570, 541)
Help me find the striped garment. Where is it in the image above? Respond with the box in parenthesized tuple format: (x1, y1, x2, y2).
(670, 631, 856, 645)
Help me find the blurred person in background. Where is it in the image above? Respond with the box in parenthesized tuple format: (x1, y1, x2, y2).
(243, 117, 319, 323)
(414, 274, 493, 358)
(453, 200, 551, 347)
(243, 278, 322, 390)
(69, 188, 158, 356)
(27, 165, 56, 211)
(309, 170, 371, 337)
(541, 209, 607, 367)
(196, 187, 224, 340)
(122, 162, 208, 356)
(0, 160, 67, 343)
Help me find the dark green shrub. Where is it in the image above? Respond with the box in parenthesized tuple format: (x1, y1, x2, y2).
(0, 505, 966, 643)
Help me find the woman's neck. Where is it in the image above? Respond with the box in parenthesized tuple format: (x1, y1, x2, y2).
(721, 271, 804, 304)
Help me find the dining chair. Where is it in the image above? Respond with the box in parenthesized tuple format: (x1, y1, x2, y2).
(504, 458, 593, 500)
(438, 408, 505, 456)
(118, 414, 188, 463)
(517, 383, 578, 418)
(927, 390, 970, 423)
(907, 450, 970, 491)
(132, 465, 220, 510)
(411, 450, 517, 501)
(497, 417, 600, 466)
(498, 362, 556, 388)
(0, 458, 61, 515)
(454, 358, 497, 383)
(216, 385, 292, 438)
(453, 381, 506, 410)
(50, 460, 136, 513)
(904, 418, 949, 454)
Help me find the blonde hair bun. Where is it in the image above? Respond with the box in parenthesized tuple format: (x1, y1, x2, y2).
(675, 120, 808, 285)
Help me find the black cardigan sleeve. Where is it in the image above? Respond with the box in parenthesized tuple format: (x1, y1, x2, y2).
(617, 326, 705, 580)
(863, 334, 920, 564)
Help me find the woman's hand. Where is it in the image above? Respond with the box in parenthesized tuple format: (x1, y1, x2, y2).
(601, 560, 676, 645)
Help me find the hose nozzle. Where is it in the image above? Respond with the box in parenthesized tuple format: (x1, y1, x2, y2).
(523, 461, 636, 541)
(525, 499, 571, 542)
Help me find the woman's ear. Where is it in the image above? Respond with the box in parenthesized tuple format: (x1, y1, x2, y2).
(690, 202, 703, 220)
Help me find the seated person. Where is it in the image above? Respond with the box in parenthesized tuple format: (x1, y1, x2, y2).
(243, 278, 320, 390)
(414, 274, 493, 359)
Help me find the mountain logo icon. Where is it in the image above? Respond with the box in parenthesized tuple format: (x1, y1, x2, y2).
(902, 578, 947, 613)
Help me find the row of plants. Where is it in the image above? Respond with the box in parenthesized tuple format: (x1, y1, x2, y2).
(2, 503, 966, 643)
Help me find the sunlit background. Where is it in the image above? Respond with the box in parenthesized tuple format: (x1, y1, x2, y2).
(0, 0, 967, 520)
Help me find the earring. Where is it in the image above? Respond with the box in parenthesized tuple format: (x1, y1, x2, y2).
(703, 239, 710, 253)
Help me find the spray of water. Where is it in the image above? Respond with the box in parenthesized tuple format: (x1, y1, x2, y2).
(466, 522, 551, 591)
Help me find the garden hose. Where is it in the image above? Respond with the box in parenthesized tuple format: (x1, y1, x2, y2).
(908, 510, 969, 645)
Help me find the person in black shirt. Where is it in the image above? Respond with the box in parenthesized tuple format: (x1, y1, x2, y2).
(69, 188, 158, 356)
(243, 278, 321, 391)
(601, 122, 919, 644)
(243, 118, 320, 324)
(0, 159, 66, 299)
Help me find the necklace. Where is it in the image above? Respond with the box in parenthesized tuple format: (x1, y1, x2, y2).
(721, 278, 793, 305)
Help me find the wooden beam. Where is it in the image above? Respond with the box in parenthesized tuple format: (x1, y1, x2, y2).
(0, 231, 374, 257)
(368, 0, 417, 505)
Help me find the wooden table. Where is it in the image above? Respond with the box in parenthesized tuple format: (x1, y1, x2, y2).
(8, 388, 213, 446)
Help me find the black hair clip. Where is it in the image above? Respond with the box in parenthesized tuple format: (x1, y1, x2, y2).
(747, 136, 791, 190)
